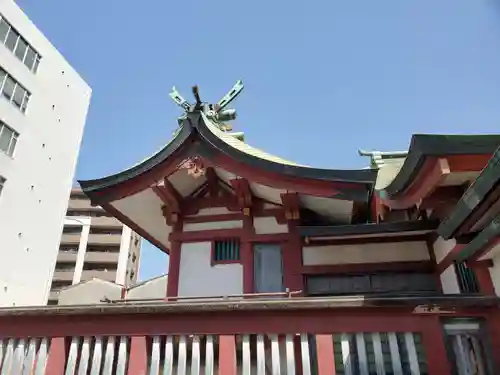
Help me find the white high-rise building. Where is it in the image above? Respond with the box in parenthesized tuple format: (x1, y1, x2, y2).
(0, 1, 91, 307)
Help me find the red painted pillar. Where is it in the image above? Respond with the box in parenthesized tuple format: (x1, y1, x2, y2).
(486, 311, 500, 371)
(316, 334, 336, 375)
(420, 316, 452, 375)
(219, 335, 236, 375)
(166, 219, 183, 298)
(242, 214, 254, 294)
(126, 336, 148, 375)
(283, 219, 304, 294)
(45, 337, 66, 374)
(166, 240, 181, 298)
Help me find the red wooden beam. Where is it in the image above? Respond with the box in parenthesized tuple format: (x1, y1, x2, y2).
(0, 310, 481, 338)
(152, 178, 182, 213)
(381, 154, 491, 210)
(467, 262, 495, 295)
(206, 167, 219, 197)
(281, 193, 301, 220)
(231, 178, 253, 213)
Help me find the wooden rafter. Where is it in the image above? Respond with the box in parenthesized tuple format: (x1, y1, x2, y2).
(231, 178, 253, 215)
(152, 178, 183, 224)
(281, 193, 301, 220)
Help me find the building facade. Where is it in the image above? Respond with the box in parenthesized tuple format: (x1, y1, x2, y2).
(0, 85, 499, 374)
(48, 189, 141, 304)
(0, 1, 91, 307)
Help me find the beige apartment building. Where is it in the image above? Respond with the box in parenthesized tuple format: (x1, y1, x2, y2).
(48, 188, 141, 304)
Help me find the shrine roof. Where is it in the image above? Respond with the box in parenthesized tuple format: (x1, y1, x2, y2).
(79, 110, 377, 201)
(379, 134, 500, 198)
(438, 147, 500, 240)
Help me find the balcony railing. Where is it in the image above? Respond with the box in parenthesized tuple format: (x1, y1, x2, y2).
(0, 294, 498, 374)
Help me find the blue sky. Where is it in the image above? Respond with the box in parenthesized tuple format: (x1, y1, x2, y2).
(18, 0, 500, 280)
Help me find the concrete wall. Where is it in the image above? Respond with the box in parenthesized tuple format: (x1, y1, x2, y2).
(178, 242, 243, 297)
(0, 1, 91, 307)
(58, 279, 122, 306)
(302, 241, 430, 266)
(126, 275, 168, 300)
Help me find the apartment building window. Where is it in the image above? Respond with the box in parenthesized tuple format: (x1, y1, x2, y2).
(0, 67, 30, 112)
(0, 122, 18, 157)
(0, 16, 41, 73)
(87, 245, 120, 253)
(67, 209, 109, 217)
(55, 262, 74, 271)
(89, 227, 123, 235)
(0, 176, 5, 197)
(83, 263, 117, 271)
(63, 226, 82, 234)
(59, 245, 78, 253)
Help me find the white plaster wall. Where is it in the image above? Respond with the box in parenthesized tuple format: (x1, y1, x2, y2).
(58, 279, 122, 306)
(193, 207, 232, 216)
(112, 189, 170, 246)
(440, 265, 461, 294)
(302, 241, 430, 266)
(183, 220, 243, 232)
(178, 242, 243, 297)
(254, 217, 287, 234)
(0, 1, 91, 307)
(126, 275, 168, 300)
(433, 237, 456, 263)
(488, 253, 500, 296)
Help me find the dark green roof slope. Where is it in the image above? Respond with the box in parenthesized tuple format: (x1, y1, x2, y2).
(438, 148, 500, 239)
(79, 112, 377, 202)
(380, 135, 500, 198)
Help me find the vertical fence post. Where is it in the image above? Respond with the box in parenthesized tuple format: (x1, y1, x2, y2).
(127, 336, 148, 375)
(420, 316, 452, 375)
(219, 335, 236, 375)
(315, 334, 336, 375)
(45, 337, 66, 375)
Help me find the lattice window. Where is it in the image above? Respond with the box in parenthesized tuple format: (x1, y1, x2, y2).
(212, 239, 240, 264)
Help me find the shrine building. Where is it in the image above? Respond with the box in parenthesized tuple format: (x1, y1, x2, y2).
(0, 83, 500, 375)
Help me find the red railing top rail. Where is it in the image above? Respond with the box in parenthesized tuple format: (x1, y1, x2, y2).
(0, 293, 496, 318)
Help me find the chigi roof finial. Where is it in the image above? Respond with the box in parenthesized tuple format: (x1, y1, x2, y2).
(169, 80, 244, 132)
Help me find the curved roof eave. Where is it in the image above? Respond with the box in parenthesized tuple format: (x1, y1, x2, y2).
(79, 124, 193, 197)
(438, 147, 500, 239)
(379, 134, 500, 198)
(79, 112, 378, 201)
(198, 112, 378, 184)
